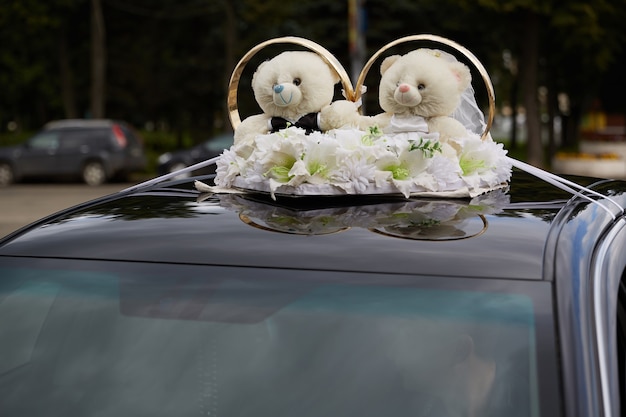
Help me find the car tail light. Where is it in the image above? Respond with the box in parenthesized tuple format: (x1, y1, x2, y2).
(112, 124, 127, 148)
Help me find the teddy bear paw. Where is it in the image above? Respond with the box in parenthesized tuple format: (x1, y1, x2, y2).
(320, 100, 361, 130)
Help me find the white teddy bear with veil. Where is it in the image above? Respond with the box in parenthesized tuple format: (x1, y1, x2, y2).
(340, 48, 481, 148)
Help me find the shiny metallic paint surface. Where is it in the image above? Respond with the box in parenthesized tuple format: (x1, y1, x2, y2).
(548, 188, 626, 417)
(0, 176, 559, 279)
(0, 172, 623, 280)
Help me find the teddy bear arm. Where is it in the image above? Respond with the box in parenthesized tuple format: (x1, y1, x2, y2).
(350, 112, 391, 131)
(319, 100, 362, 131)
(234, 114, 272, 146)
(428, 116, 469, 141)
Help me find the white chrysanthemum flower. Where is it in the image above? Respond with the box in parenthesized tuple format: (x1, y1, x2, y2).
(334, 154, 376, 193)
(239, 159, 266, 185)
(426, 155, 464, 191)
(214, 148, 245, 187)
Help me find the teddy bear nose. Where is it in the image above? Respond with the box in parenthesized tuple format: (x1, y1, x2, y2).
(398, 84, 411, 93)
(274, 84, 284, 93)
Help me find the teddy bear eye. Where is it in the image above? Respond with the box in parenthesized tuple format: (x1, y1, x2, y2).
(293, 78, 301, 86)
(417, 83, 426, 90)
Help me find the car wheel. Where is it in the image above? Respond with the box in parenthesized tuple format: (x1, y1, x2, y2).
(169, 162, 191, 179)
(82, 161, 107, 186)
(0, 162, 14, 187)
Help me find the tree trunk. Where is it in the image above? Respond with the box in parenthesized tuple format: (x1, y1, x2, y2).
(58, 30, 77, 119)
(90, 0, 106, 118)
(546, 65, 557, 162)
(222, 0, 236, 133)
(519, 12, 543, 167)
(509, 74, 519, 149)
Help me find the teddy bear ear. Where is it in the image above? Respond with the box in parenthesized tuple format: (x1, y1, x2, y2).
(380, 55, 400, 76)
(449, 61, 472, 92)
(251, 59, 270, 89)
(325, 62, 341, 84)
(332, 71, 341, 84)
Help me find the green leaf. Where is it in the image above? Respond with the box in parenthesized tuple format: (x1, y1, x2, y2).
(408, 137, 443, 158)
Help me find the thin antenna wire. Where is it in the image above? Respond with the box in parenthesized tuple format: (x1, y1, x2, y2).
(508, 157, 623, 220)
(121, 156, 220, 193)
(120, 154, 625, 220)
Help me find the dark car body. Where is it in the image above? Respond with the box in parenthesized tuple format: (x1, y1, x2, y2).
(0, 119, 147, 186)
(0, 170, 625, 417)
(157, 133, 233, 178)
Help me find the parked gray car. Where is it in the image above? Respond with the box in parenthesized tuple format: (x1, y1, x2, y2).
(0, 119, 147, 186)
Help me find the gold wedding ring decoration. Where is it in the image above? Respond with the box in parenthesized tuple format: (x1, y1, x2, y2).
(227, 37, 356, 130)
(369, 214, 489, 241)
(227, 34, 495, 140)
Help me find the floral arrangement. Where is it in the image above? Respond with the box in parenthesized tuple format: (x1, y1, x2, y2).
(214, 125, 511, 199)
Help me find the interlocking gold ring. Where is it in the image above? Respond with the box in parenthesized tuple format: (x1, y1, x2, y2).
(355, 34, 495, 140)
(228, 36, 355, 131)
(228, 35, 495, 140)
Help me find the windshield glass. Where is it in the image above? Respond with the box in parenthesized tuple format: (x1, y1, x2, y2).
(0, 259, 559, 416)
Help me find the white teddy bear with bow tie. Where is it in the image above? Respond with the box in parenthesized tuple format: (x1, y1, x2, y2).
(234, 50, 357, 157)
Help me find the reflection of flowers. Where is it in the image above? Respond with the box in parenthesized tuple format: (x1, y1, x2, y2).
(215, 126, 512, 199)
(215, 188, 510, 240)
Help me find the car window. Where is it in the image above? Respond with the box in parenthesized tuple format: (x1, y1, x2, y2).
(117, 124, 140, 146)
(67, 128, 112, 147)
(0, 260, 559, 416)
(28, 132, 59, 150)
(58, 130, 90, 150)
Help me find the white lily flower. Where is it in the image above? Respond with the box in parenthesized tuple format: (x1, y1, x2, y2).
(374, 138, 432, 197)
(255, 133, 307, 184)
(329, 128, 371, 150)
(455, 135, 511, 190)
(282, 159, 313, 190)
(299, 134, 340, 185)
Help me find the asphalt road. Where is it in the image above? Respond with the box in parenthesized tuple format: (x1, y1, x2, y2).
(0, 182, 136, 238)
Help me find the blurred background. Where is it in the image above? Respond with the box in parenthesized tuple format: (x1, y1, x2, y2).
(1, 0, 626, 178)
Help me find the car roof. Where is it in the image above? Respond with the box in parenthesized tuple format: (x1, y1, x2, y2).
(43, 119, 121, 130)
(0, 170, 624, 280)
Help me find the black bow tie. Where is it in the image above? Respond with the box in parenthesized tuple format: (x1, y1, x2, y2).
(270, 113, 320, 134)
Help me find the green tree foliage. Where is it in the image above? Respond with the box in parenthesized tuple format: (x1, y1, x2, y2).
(0, 0, 82, 128)
(1, 0, 625, 163)
(458, 0, 626, 164)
